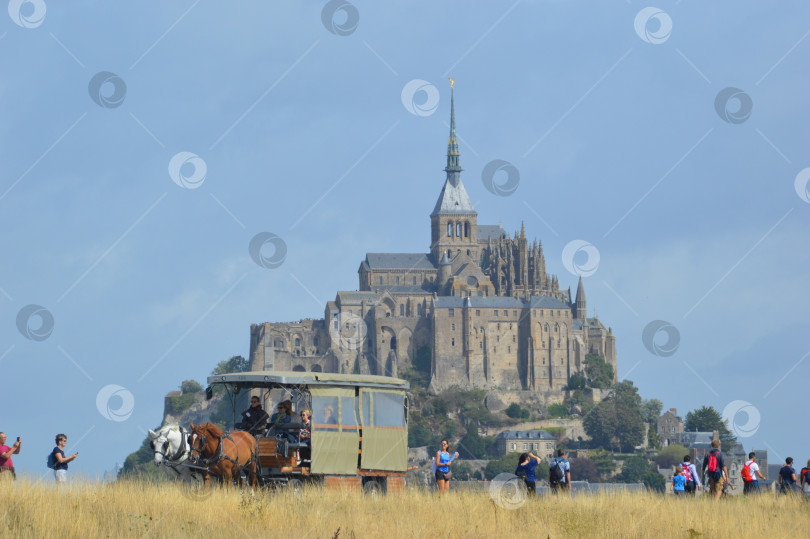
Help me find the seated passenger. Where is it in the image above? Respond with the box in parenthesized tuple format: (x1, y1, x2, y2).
(236, 396, 269, 435)
(322, 405, 337, 425)
(299, 409, 312, 442)
(268, 400, 295, 442)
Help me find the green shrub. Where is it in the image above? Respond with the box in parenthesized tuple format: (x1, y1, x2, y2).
(547, 403, 569, 418)
(505, 403, 530, 419)
(166, 393, 196, 415)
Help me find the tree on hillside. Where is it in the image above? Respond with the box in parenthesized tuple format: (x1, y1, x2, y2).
(654, 444, 688, 468)
(588, 449, 616, 480)
(583, 381, 645, 452)
(584, 354, 614, 389)
(211, 355, 250, 376)
(505, 403, 530, 419)
(641, 399, 663, 424)
(684, 406, 736, 445)
(568, 373, 587, 390)
(180, 379, 203, 394)
(457, 426, 495, 460)
(569, 457, 600, 482)
(616, 455, 665, 492)
(484, 453, 549, 481)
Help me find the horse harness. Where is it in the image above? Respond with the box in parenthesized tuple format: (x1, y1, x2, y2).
(192, 431, 256, 472)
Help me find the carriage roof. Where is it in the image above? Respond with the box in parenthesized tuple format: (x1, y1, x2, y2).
(206, 371, 409, 390)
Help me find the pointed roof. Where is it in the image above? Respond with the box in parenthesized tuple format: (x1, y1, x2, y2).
(576, 276, 586, 305)
(432, 81, 476, 216)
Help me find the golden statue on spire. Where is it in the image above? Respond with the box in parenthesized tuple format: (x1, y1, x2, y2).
(449, 78, 454, 89)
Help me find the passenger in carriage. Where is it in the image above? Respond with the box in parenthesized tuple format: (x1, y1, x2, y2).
(270, 400, 293, 426)
(237, 396, 270, 436)
(299, 409, 312, 465)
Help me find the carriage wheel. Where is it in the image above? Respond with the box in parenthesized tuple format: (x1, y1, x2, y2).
(287, 478, 304, 495)
(362, 479, 384, 497)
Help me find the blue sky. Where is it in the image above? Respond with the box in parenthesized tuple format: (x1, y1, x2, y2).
(1, 1, 809, 477)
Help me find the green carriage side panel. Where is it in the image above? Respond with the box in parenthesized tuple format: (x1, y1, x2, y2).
(310, 386, 360, 475)
(359, 388, 408, 472)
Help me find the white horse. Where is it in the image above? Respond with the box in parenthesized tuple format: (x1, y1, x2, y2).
(148, 425, 197, 480)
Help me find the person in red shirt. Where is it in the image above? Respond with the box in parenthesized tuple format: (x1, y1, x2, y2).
(0, 432, 21, 480)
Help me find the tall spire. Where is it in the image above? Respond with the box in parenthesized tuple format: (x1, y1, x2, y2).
(445, 78, 461, 183)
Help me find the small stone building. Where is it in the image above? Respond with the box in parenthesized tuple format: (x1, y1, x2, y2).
(496, 430, 556, 459)
(657, 408, 683, 447)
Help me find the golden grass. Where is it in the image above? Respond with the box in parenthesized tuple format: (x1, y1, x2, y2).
(1, 478, 808, 538)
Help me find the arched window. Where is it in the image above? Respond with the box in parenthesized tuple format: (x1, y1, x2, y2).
(417, 304, 423, 316)
(456, 222, 461, 237)
(464, 222, 469, 237)
(400, 304, 404, 316)
(447, 222, 453, 237)
(295, 338, 301, 346)
(313, 337, 319, 347)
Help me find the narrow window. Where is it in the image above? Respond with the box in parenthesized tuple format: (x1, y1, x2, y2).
(379, 276, 383, 285)
(464, 222, 470, 237)
(396, 276, 400, 284)
(456, 222, 461, 237)
(451, 338, 455, 347)
(400, 304, 404, 316)
(449, 308, 455, 317)
(447, 222, 453, 237)
(451, 324, 455, 331)
(476, 309, 480, 316)
(413, 276, 417, 285)
(417, 304, 423, 316)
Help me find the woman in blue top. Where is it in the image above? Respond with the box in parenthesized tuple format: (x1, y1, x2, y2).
(51, 433, 78, 484)
(515, 452, 541, 496)
(435, 440, 458, 495)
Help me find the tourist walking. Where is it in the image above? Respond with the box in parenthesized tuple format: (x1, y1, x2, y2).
(515, 452, 541, 496)
(701, 440, 728, 500)
(0, 432, 21, 481)
(778, 457, 798, 495)
(549, 449, 571, 494)
(680, 455, 701, 495)
(741, 452, 765, 495)
(435, 440, 457, 495)
(800, 459, 810, 500)
(672, 466, 686, 495)
(51, 434, 78, 484)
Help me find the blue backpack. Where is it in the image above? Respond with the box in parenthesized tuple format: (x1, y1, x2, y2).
(46, 451, 57, 470)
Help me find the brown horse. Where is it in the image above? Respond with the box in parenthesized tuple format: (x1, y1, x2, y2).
(188, 422, 258, 489)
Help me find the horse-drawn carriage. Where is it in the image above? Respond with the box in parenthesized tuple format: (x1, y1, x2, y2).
(196, 371, 409, 494)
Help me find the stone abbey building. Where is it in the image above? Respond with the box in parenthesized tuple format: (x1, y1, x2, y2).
(249, 88, 617, 395)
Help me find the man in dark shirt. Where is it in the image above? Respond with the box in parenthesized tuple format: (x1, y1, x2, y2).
(238, 396, 270, 435)
(778, 457, 798, 495)
(701, 439, 728, 500)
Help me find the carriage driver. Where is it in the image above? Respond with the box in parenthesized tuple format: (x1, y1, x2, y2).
(237, 395, 270, 435)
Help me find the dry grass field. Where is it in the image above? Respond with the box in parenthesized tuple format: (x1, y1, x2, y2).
(1, 478, 808, 538)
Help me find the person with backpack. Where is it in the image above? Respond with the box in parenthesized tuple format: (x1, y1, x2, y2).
(680, 455, 701, 495)
(778, 457, 798, 495)
(515, 452, 541, 496)
(741, 452, 765, 495)
(672, 466, 686, 496)
(701, 439, 728, 500)
(50, 433, 78, 484)
(799, 459, 810, 499)
(549, 449, 571, 494)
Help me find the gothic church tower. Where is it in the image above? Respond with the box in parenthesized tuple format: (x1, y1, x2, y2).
(430, 82, 478, 266)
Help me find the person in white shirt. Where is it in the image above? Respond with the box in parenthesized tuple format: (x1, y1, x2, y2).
(742, 452, 765, 495)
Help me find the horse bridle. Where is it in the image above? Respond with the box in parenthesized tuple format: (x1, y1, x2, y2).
(153, 427, 190, 464)
(189, 429, 254, 471)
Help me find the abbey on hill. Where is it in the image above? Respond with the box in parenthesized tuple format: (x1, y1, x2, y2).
(249, 87, 617, 395)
